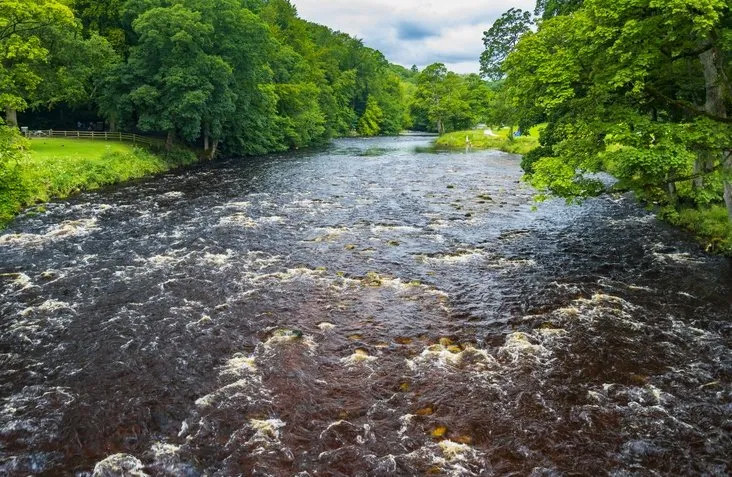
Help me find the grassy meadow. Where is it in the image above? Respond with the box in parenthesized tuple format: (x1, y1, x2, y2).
(0, 138, 197, 227)
(434, 125, 543, 155)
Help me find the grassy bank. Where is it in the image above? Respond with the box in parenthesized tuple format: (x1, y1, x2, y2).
(660, 205, 732, 255)
(434, 125, 542, 155)
(0, 138, 197, 227)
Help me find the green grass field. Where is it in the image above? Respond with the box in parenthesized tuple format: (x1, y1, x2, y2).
(29, 138, 135, 160)
(434, 125, 544, 155)
(0, 138, 196, 227)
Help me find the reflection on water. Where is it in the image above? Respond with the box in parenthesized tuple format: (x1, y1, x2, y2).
(0, 136, 730, 476)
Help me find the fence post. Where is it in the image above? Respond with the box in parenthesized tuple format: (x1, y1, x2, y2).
(133, 134, 136, 145)
(91, 131, 95, 140)
(64, 131, 67, 137)
(77, 131, 80, 138)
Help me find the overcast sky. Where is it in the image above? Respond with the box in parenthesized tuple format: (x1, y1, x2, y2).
(293, 1, 535, 74)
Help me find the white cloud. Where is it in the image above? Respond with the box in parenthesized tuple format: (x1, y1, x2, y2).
(292, 0, 536, 73)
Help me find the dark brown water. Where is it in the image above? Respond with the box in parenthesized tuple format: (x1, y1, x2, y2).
(1, 136, 730, 476)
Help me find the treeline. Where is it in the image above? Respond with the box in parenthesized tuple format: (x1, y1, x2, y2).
(482, 0, 732, 245)
(3, 0, 423, 156)
(3, 0, 516, 155)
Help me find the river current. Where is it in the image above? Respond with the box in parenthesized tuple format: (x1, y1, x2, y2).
(0, 136, 730, 476)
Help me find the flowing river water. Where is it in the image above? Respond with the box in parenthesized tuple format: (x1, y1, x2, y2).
(0, 136, 730, 476)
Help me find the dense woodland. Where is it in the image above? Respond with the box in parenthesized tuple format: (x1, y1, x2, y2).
(0, 0, 500, 157)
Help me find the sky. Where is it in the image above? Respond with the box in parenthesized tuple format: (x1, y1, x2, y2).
(292, 0, 535, 74)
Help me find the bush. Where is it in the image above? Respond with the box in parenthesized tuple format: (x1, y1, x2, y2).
(662, 205, 732, 255)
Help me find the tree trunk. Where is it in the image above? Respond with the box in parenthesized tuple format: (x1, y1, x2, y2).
(210, 139, 219, 160)
(166, 130, 174, 151)
(5, 107, 17, 127)
(108, 116, 118, 133)
(694, 150, 715, 189)
(695, 47, 727, 194)
(204, 133, 209, 151)
(698, 47, 731, 219)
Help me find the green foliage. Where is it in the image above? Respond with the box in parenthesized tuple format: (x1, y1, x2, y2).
(480, 8, 532, 81)
(0, 138, 196, 227)
(0, 123, 29, 223)
(534, 0, 584, 19)
(435, 127, 540, 155)
(410, 64, 492, 134)
(662, 205, 732, 255)
(357, 97, 384, 136)
(502, 0, 731, 229)
(88, 0, 414, 151)
(0, 0, 80, 116)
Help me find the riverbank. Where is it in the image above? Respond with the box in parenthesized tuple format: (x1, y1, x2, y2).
(434, 126, 541, 155)
(0, 138, 197, 228)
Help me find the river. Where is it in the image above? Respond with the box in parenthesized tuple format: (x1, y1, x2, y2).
(1, 135, 730, 476)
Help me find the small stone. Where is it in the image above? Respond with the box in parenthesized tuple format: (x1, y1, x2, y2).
(416, 406, 434, 416)
(431, 426, 447, 438)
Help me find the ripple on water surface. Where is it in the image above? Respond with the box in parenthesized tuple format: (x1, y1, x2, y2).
(0, 136, 729, 476)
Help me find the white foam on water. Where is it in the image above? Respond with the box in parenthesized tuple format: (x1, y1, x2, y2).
(407, 342, 497, 371)
(220, 353, 258, 377)
(340, 349, 377, 366)
(194, 376, 268, 410)
(418, 249, 485, 264)
(262, 329, 318, 354)
(218, 213, 257, 227)
(0, 218, 98, 247)
(487, 257, 536, 269)
(20, 300, 74, 317)
(202, 251, 234, 267)
(397, 414, 415, 439)
(370, 225, 422, 234)
(439, 440, 474, 461)
(0, 272, 34, 291)
(92, 453, 148, 477)
(499, 332, 547, 358)
(306, 226, 349, 242)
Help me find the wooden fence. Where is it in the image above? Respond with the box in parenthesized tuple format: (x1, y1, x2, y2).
(23, 129, 165, 147)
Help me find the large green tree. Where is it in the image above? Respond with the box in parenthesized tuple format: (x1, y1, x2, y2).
(0, 0, 76, 125)
(504, 0, 732, 219)
(114, 4, 236, 150)
(411, 64, 487, 134)
(480, 8, 532, 81)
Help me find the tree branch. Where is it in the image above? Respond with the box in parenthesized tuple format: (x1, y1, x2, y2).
(646, 85, 732, 123)
(660, 43, 713, 61)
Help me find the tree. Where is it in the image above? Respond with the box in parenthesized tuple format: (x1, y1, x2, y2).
(119, 4, 236, 150)
(357, 96, 383, 136)
(410, 64, 487, 134)
(504, 0, 732, 218)
(0, 0, 77, 125)
(480, 8, 532, 81)
(534, 0, 584, 19)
